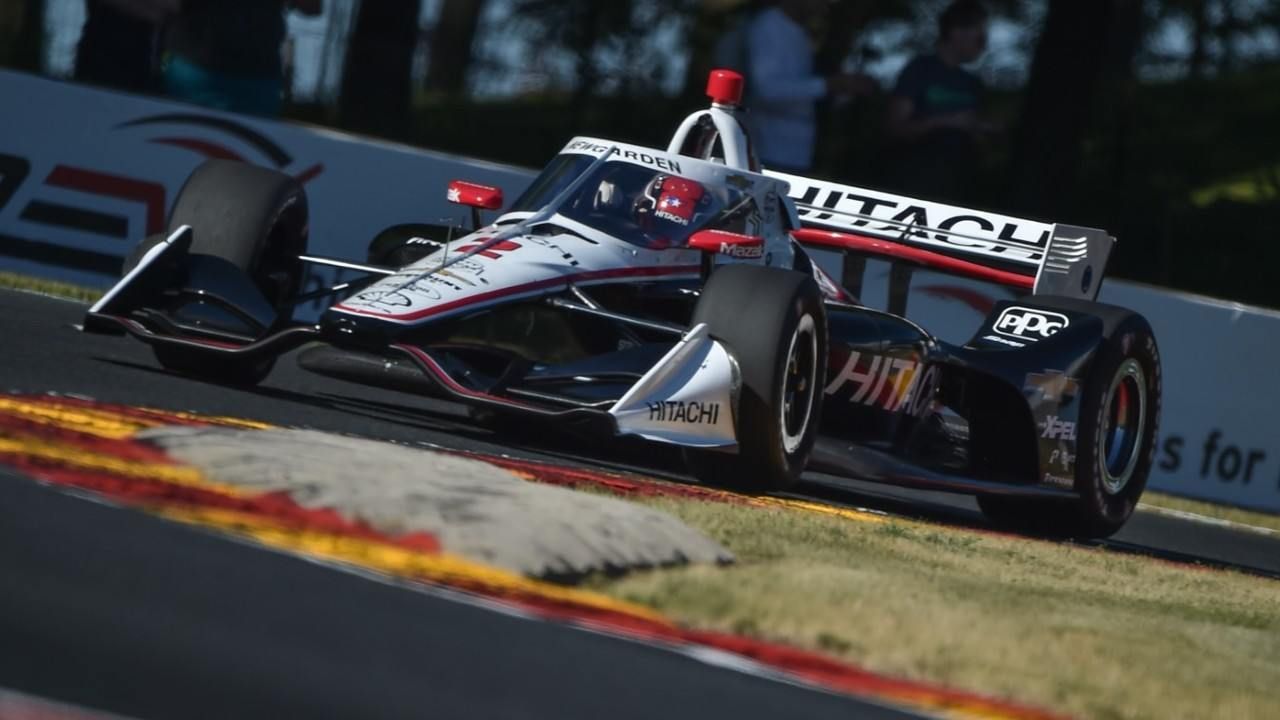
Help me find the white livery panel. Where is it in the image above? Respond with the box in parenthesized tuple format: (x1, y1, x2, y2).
(331, 229, 702, 324)
(768, 171, 1056, 270)
(610, 324, 738, 448)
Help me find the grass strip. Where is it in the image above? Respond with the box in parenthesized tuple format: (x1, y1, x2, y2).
(1142, 491, 1280, 533)
(0, 271, 101, 303)
(592, 495, 1280, 720)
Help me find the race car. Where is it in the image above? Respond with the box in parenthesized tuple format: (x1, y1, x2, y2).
(83, 70, 1161, 538)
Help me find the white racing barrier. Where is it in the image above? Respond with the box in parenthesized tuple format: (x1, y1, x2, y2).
(2, 71, 1278, 513)
(0, 70, 534, 314)
(1103, 283, 1280, 512)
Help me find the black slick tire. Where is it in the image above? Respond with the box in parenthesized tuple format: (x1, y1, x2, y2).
(124, 160, 309, 386)
(684, 264, 826, 492)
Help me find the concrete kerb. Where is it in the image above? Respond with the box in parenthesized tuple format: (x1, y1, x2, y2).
(140, 426, 733, 579)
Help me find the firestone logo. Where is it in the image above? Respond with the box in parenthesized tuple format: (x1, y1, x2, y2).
(994, 307, 1069, 341)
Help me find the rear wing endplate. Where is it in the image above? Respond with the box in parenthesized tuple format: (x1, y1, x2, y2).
(768, 171, 1114, 301)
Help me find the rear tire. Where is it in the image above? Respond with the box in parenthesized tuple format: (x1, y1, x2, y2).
(979, 311, 1161, 538)
(124, 160, 309, 386)
(684, 264, 826, 492)
(1069, 314, 1161, 536)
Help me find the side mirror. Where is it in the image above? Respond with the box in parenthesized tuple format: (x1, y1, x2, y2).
(447, 180, 504, 230)
(447, 180, 504, 210)
(688, 229, 764, 260)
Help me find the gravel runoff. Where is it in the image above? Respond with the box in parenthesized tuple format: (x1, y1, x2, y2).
(141, 426, 732, 578)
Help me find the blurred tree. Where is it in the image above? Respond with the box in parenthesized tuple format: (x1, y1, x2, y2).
(678, 0, 746, 100)
(1187, 0, 1213, 77)
(507, 0, 697, 98)
(509, 0, 601, 108)
(1219, 0, 1239, 72)
(340, 0, 422, 137)
(1010, 0, 1144, 217)
(0, 3, 22, 66)
(814, 0, 886, 75)
(425, 0, 487, 97)
(1145, 0, 1280, 79)
(10, 0, 44, 71)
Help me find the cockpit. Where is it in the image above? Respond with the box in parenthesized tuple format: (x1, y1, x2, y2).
(507, 155, 757, 250)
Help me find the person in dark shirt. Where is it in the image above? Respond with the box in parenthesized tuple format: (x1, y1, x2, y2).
(884, 0, 994, 201)
(162, 0, 321, 117)
(75, 0, 178, 93)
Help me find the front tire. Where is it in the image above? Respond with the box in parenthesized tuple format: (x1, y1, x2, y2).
(122, 160, 309, 386)
(684, 264, 827, 492)
(979, 311, 1161, 538)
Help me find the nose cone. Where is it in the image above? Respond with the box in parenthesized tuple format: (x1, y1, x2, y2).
(320, 309, 395, 349)
(325, 232, 547, 330)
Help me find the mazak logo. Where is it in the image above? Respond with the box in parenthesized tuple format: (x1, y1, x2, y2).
(993, 307, 1069, 341)
(719, 242, 763, 259)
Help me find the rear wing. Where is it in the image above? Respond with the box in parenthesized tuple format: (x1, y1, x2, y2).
(767, 171, 1114, 302)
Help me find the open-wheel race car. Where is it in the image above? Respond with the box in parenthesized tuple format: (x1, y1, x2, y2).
(84, 70, 1161, 538)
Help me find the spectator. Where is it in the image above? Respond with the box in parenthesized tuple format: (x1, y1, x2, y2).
(162, 0, 321, 117)
(743, 0, 876, 174)
(885, 0, 995, 200)
(75, 0, 178, 93)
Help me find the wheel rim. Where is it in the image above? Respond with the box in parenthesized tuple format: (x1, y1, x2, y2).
(780, 314, 818, 455)
(1099, 358, 1147, 495)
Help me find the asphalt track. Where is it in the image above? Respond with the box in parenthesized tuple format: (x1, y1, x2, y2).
(0, 287, 923, 720)
(0, 469, 913, 720)
(3, 287, 1280, 718)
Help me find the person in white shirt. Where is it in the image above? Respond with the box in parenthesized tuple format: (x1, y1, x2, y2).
(744, 0, 875, 173)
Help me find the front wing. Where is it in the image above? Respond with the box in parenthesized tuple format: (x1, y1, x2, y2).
(82, 227, 743, 449)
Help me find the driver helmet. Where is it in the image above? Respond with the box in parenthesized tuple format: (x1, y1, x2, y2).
(646, 175, 707, 228)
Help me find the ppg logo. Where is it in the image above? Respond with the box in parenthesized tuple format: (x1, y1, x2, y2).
(994, 307, 1070, 341)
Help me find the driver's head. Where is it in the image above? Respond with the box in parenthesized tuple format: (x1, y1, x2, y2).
(939, 0, 988, 64)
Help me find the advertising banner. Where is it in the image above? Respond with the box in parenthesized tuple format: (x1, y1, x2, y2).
(0, 70, 534, 301)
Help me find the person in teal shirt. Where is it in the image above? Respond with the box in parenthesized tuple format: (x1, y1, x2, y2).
(885, 0, 995, 201)
(162, 0, 321, 118)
